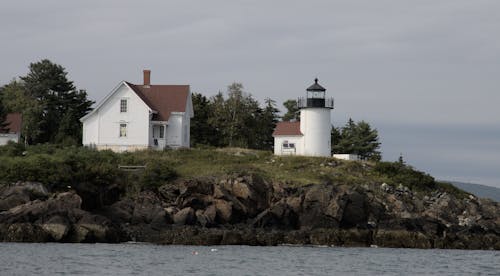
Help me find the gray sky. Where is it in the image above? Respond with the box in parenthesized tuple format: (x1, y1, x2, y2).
(1, 1, 499, 187)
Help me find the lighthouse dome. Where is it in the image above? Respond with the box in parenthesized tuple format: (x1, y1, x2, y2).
(306, 78, 326, 92)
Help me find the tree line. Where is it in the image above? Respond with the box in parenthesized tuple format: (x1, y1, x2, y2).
(191, 92, 381, 159)
(0, 59, 93, 145)
(0, 59, 381, 159)
(190, 83, 279, 150)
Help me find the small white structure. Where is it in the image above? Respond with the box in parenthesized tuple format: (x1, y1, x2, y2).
(333, 154, 359, 161)
(273, 79, 333, 157)
(81, 70, 193, 152)
(0, 113, 22, 145)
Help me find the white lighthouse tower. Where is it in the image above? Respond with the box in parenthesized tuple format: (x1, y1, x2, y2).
(273, 78, 334, 157)
(299, 78, 333, 156)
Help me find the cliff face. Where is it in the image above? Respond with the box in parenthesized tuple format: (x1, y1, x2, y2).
(1, 176, 499, 249)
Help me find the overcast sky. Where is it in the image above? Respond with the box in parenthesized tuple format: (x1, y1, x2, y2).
(1, 1, 499, 187)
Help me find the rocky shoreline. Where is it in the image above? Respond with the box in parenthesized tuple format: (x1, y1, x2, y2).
(1, 176, 499, 249)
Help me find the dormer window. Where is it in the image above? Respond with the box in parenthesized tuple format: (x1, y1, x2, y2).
(120, 99, 128, 113)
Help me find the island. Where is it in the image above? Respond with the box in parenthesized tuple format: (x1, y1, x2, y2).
(0, 145, 498, 250)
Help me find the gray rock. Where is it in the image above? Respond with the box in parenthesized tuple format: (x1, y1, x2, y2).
(173, 207, 195, 225)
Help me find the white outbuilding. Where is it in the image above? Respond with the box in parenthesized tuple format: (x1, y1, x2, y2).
(80, 70, 193, 152)
(273, 78, 333, 157)
(0, 113, 22, 145)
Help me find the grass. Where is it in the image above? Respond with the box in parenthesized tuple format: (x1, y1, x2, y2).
(0, 143, 470, 198)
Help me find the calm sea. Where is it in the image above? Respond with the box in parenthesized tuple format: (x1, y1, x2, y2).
(0, 243, 498, 275)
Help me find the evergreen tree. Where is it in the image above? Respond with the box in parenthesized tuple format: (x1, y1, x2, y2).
(207, 92, 227, 147)
(282, 99, 300, 121)
(17, 59, 93, 144)
(208, 83, 262, 148)
(190, 92, 221, 146)
(330, 126, 342, 151)
(355, 120, 381, 160)
(331, 118, 381, 161)
(253, 98, 280, 150)
(196, 83, 281, 150)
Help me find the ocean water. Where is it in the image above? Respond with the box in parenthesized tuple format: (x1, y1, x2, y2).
(0, 243, 498, 275)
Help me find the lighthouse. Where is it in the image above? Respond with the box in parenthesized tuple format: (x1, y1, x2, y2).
(273, 78, 334, 157)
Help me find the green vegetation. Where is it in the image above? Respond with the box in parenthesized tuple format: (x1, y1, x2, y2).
(0, 99, 6, 130)
(280, 99, 382, 160)
(373, 161, 468, 198)
(1, 59, 381, 161)
(191, 83, 279, 150)
(282, 99, 300, 122)
(0, 59, 94, 145)
(0, 144, 466, 198)
(332, 118, 381, 161)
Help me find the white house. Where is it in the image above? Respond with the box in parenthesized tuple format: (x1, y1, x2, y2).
(0, 113, 22, 145)
(273, 79, 333, 157)
(80, 70, 194, 152)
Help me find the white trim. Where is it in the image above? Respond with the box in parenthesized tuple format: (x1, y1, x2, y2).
(151, 120, 169, 124)
(170, 112, 185, 115)
(187, 89, 194, 118)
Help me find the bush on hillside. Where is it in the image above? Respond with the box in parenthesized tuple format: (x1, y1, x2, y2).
(0, 145, 180, 194)
(0, 141, 26, 157)
(374, 161, 436, 191)
(140, 161, 178, 189)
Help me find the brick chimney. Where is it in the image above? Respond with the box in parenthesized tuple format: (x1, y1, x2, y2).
(143, 69, 151, 86)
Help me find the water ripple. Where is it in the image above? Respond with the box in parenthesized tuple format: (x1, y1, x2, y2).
(0, 243, 498, 275)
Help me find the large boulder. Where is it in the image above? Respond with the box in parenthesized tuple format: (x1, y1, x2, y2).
(72, 214, 122, 243)
(40, 215, 70, 241)
(217, 174, 272, 218)
(299, 184, 344, 229)
(71, 182, 122, 211)
(0, 182, 49, 211)
(173, 207, 196, 225)
(373, 230, 432, 248)
(0, 192, 83, 224)
(0, 223, 51, 242)
(252, 202, 298, 229)
(214, 199, 232, 224)
(339, 191, 368, 228)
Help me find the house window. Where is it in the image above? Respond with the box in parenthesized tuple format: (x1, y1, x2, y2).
(283, 141, 295, 149)
(119, 124, 127, 137)
(120, 99, 127, 113)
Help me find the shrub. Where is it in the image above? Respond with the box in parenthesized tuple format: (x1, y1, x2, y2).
(374, 161, 436, 191)
(140, 161, 177, 189)
(0, 141, 26, 157)
(0, 146, 122, 190)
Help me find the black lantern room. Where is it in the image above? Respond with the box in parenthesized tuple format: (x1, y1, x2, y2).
(298, 78, 334, 109)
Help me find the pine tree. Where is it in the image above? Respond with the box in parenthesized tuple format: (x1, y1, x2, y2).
(199, 83, 281, 150)
(190, 93, 221, 146)
(254, 98, 280, 150)
(18, 59, 94, 144)
(331, 118, 381, 161)
(282, 99, 300, 121)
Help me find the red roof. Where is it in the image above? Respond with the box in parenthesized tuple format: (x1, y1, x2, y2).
(272, 121, 302, 136)
(0, 113, 22, 134)
(126, 82, 189, 121)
